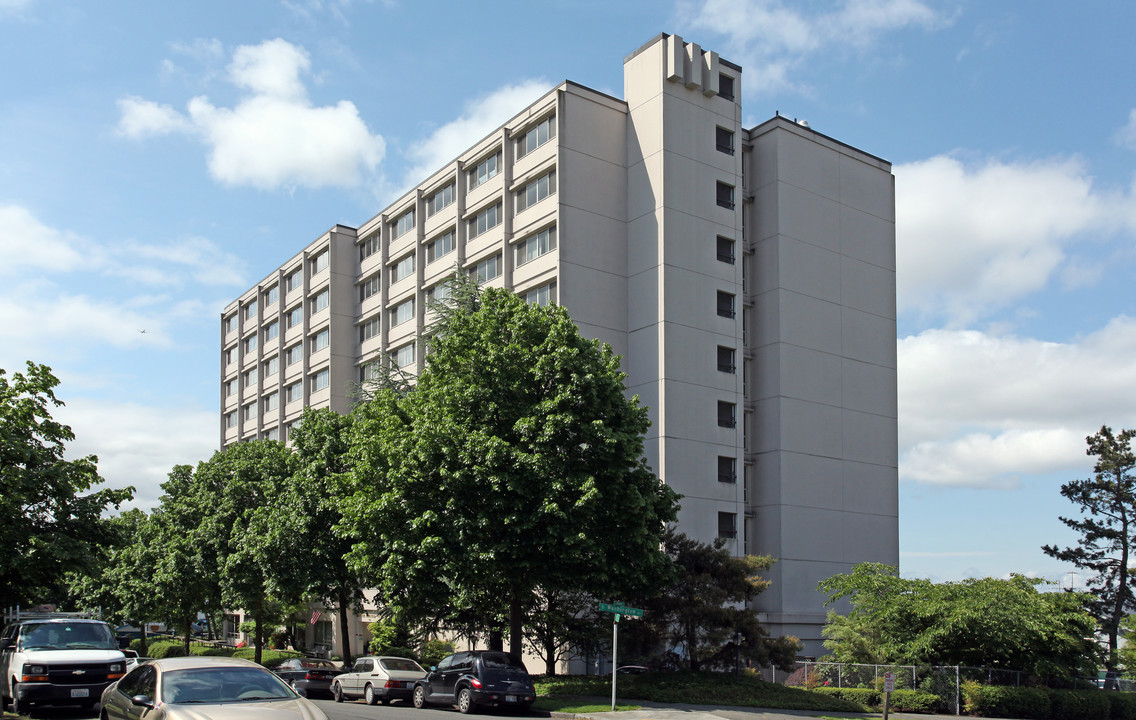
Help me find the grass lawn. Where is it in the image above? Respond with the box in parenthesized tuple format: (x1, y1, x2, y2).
(533, 697, 642, 713)
(534, 671, 864, 713)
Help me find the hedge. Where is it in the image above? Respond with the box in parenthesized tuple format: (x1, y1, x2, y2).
(1108, 692, 1136, 720)
(812, 686, 939, 713)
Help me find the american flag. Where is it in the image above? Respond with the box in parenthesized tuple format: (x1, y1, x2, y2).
(310, 610, 322, 624)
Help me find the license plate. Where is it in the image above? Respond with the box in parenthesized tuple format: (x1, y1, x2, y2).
(505, 696, 517, 703)
(71, 689, 90, 698)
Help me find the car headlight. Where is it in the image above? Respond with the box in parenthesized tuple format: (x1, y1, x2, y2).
(109, 663, 124, 673)
(27, 665, 46, 674)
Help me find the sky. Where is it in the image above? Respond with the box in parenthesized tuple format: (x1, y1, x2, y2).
(2, 0, 1135, 590)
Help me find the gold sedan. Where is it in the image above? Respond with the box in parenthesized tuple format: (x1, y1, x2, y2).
(100, 655, 328, 720)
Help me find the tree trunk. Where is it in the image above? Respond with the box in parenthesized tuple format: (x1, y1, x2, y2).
(543, 635, 556, 676)
(139, 625, 148, 656)
(183, 616, 192, 656)
(509, 587, 523, 659)
(488, 630, 503, 652)
(338, 591, 352, 666)
(254, 612, 263, 665)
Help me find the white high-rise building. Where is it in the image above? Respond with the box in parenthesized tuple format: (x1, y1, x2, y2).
(220, 33, 898, 656)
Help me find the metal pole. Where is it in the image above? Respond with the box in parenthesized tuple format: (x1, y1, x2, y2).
(611, 614, 620, 711)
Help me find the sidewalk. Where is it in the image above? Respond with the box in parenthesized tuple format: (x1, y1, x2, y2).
(549, 697, 967, 720)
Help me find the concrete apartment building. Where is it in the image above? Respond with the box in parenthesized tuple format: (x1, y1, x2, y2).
(219, 33, 898, 658)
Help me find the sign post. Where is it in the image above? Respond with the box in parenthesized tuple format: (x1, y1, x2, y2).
(597, 603, 643, 711)
(882, 671, 895, 720)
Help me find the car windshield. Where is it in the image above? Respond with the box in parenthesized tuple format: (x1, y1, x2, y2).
(380, 658, 424, 672)
(299, 659, 335, 669)
(19, 622, 117, 651)
(480, 652, 524, 669)
(162, 666, 295, 704)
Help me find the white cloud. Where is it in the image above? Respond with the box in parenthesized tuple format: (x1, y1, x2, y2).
(118, 38, 386, 191)
(896, 154, 1136, 325)
(683, 0, 945, 94)
(0, 204, 85, 273)
(402, 80, 552, 189)
(1117, 109, 1136, 150)
(0, 287, 175, 352)
(58, 398, 218, 512)
(898, 317, 1136, 487)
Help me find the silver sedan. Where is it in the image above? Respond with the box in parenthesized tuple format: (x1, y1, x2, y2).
(100, 655, 328, 720)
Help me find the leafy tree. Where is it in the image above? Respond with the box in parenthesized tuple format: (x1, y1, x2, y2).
(1043, 425, 1136, 682)
(819, 563, 1100, 679)
(523, 587, 607, 676)
(345, 287, 680, 659)
(632, 531, 800, 672)
(1, 361, 134, 606)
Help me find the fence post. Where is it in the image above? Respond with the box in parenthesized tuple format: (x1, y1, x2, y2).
(956, 666, 960, 716)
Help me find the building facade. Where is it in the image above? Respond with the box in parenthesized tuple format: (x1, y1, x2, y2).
(219, 33, 898, 657)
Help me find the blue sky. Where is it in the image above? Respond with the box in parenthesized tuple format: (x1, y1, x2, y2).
(3, 0, 1135, 589)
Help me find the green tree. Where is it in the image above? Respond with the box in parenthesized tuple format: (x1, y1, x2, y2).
(1, 361, 134, 606)
(820, 563, 1100, 679)
(633, 531, 800, 672)
(1043, 425, 1136, 682)
(522, 587, 607, 676)
(345, 287, 680, 659)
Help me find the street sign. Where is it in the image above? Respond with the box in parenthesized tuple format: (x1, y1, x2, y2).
(599, 602, 643, 617)
(883, 671, 895, 693)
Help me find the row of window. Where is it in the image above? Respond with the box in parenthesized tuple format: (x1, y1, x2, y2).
(224, 249, 330, 333)
(223, 368, 329, 430)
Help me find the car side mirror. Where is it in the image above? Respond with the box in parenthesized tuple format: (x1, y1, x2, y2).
(131, 695, 155, 708)
(0, 638, 12, 651)
(430, 666, 437, 671)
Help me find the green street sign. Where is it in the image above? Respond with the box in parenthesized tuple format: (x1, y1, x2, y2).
(598, 602, 643, 617)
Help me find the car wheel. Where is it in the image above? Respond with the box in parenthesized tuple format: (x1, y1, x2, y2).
(412, 685, 427, 709)
(10, 686, 27, 716)
(457, 687, 476, 714)
(332, 682, 344, 702)
(364, 683, 377, 706)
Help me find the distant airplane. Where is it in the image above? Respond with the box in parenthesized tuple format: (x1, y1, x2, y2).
(139, 329, 147, 334)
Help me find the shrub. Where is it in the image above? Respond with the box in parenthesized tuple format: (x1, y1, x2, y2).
(888, 689, 941, 713)
(962, 681, 1050, 720)
(1107, 691, 1136, 720)
(147, 641, 187, 659)
(382, 646, 418, 661)
(232, 648, 302, 667)
(419, 639, 454, 668)
(813, 687, 875, 709)
(1050, 689, 1110, 720)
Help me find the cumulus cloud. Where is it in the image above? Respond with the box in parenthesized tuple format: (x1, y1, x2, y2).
(895, 154, 1136, 326)
(898, 317, 1136, 487)
(402, 80, 552, 189)
(0, 204, 85, 273)
(58, 398, 218, 512)
(682, 0, 945, 94)
(118, 38, 386, 191)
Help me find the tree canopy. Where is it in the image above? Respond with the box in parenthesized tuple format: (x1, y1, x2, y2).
(1, 361, 133, 607)
(819, 563, 1100, 679)
(343, 286, 680, 658)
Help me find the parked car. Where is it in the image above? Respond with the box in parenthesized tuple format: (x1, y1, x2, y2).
(100, 655, 328, 720)
(412, 650, 535, 714)
(333, 656, 426, 705)
(122, 649, 155, 670)
(273, 657, 344, 697)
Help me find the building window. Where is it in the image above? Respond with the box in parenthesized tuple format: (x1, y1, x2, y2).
(360, 234, 379, 261)
(224, 378, 238, 397)
(719, 73, 735, 101)
(716, 181, 735, 210)
(265, 427, 280, 442)
(516, 226, 556, 266)
(717, 236, 735, 264)
(516, 171, 556, 213)
(717, 511, 737, 539)
(516, 114, 556, 159)
(285, 343, 303, 366)
(469, 203, 502, 238)
(717, 400, 736, 428)
(244, 367, 258, 388)
(312, 368, 330, 391)
(286, 268, 303, 293)
(427, 231, 455, 263)
(265, 321, 279, 342)
(244, 299, 258, 322)
(393, 209, 415, 239)
(312, 329, 329, 353)
(394, 343, 415, 368)
(717, 346, 736, 374)
(524, 282, 557, 306)
(265, 284, 279, 306)
(391, 298, 415, 327)
(425, 281, 452, 304)
(359, 363, 378, 382)
(244, 334, 258, 354)
(225, 411, 237, 429)
(716, 126, 735, 155)
(718, 456, 737, 484)
(286, 381, 303, 403)
(469, 151, 501, 188)
(312, 289, 329, 314)
(716, 291, 736, 319)
(264, 392, 279, 413)
(312, 250, 329, 274)
(391, 254, 415, 283)
(243, 402, 257, 422)
(224, 347, 236, 365)
(360, 317, 381, 342)
(264, 355, 279, 378)
(224, 314, 238, 335)
(473, 254, 502, 285)
(359, 275, 380, 302)
(427, 184, 455, 217)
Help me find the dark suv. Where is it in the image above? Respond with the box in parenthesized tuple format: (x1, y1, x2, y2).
(412, 650, 535, 714)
